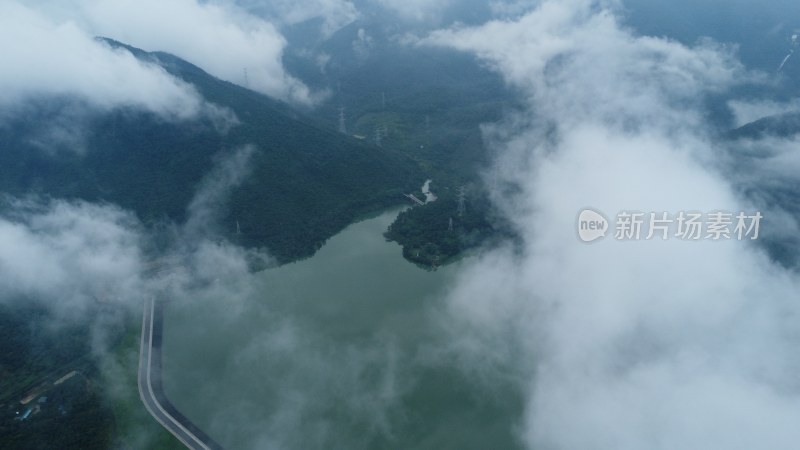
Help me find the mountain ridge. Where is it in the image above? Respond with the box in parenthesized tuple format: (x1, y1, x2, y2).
(0, 39, 422, 263)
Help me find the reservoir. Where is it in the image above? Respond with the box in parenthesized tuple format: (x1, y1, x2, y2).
(162, 209, 522, 450)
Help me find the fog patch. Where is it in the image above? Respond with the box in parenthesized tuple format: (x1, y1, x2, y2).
(423, 1, 800, 448)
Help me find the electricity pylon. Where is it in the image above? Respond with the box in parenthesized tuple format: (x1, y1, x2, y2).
(457, 186, 466, 217)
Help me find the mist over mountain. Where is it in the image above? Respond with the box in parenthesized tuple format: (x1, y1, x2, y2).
(0, 39, 421, 263)
(3, 1, 800, 450)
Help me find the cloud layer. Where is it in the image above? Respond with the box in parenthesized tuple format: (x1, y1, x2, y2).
(0, 198, 144, 321)
(2, 0, 320, 111)
(238, 0, 360, 38)
(5, 1, 800, 448)
(76, 0, 318, 105)
(424, 0, 800, 448)
(0, 2, 207, 120)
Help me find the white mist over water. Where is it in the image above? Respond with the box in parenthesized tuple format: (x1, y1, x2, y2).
(423, 1, 800, 449)
(161, 211, 523, 450)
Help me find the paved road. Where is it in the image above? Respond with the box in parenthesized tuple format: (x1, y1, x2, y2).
(138, 296, 223, 450)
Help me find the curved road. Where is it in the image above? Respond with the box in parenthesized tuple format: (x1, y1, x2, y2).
(138, 296, 224, 450)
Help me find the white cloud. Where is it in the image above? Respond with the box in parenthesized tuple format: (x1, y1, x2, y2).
(370, 0, 454, 22)
(9, 0, 320, 106)
(0, 144, 266, 353)
(237, 0, 360, 38)
(424, 1, 800, 448)
(0, 2, 207, 120)
(352, 28, 375, 59)
(185, 145, 257, 239)
(728, 98, 800, 128)
(76, 0, 318, 105)
(0, 199, 144, 320)
(488, 0, 540, 17)
(365, 0, 554, 24)
(424, 0, 743, 128)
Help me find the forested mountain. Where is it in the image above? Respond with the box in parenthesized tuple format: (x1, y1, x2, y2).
(0, 39, 422, 263)
(286, 19, 514, 186)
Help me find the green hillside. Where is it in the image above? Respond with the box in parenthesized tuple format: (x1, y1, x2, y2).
(0, 39, 422, 263)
